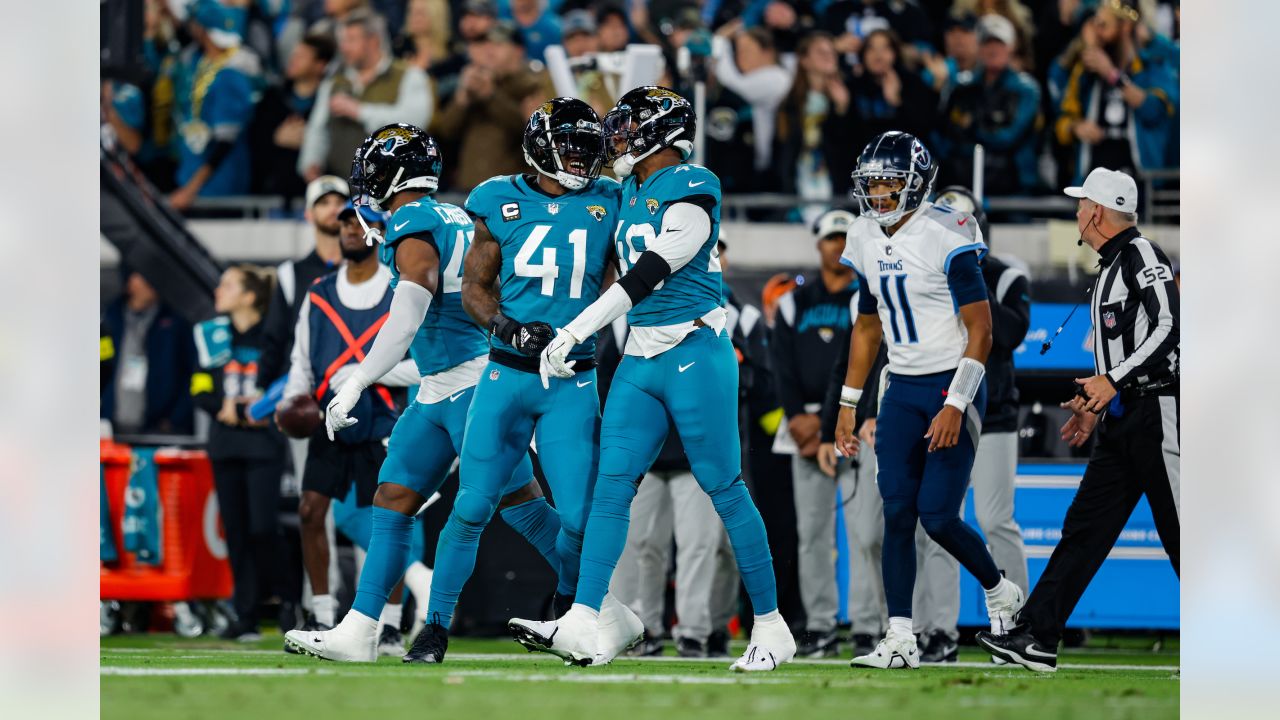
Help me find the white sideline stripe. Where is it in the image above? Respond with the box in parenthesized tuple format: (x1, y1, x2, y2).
(102, 668, 316, 677)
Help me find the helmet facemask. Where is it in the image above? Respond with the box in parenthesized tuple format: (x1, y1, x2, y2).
(603, 103, 692, 178)
(525, 120, 605, 191)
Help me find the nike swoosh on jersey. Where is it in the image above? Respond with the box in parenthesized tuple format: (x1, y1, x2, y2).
(394, 221, 410, 231)
(688, 181, 705, 187)
(957, 217, 968, 226)
(448, 392, 466, 402)
(576, 380, 593, 388)
(678, 362, 696, 373)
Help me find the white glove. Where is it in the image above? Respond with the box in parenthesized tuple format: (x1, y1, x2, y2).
(325, 371, 369, 440)
(329, 363, 356, 390)
(538, 328, 579, 389)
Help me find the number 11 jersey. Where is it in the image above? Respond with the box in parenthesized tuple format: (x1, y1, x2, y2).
(466, 174, 621, 361)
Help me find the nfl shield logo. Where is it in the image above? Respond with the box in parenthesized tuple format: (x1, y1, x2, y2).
(1103, 311, 1117, 329)
(489, 370, 500, 381)
(546, 203, 560, 215)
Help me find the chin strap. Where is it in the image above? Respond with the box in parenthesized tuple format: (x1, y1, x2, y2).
(354, 208, 385, 246)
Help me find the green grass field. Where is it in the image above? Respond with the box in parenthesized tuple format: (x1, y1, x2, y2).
(101, 633, 1178, 720)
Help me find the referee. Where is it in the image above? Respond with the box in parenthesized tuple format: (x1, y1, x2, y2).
(977, 168, 1180, 673)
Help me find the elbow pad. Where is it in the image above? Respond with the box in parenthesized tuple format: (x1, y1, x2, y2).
(615, 251, 672, 305)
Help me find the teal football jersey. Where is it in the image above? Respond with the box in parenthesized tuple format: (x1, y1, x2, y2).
(466, 174, 621, 360)
(614, 163, 723, 327)
(380, 198, 489, 376)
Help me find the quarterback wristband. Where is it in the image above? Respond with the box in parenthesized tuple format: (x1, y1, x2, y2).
(944, 357, 985, 412)
(839, 386, 863, 409)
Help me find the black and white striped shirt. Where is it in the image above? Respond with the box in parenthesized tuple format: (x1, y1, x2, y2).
(1090, 227, 1180, 388)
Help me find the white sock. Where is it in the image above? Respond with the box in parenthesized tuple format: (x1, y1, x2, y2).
(570, 603, 600, 620)
(403, 563, 433, 618)
(340, 610, 378, 636)
(313, 594, 336, 627)
(984, 577, 1008, 600)
(754, 610, 782, 625)
(888, 616, 913, 638)
(380, 603, 403, 630)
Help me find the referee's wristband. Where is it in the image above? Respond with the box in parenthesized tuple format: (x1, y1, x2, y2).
(839, 385, 863, 409)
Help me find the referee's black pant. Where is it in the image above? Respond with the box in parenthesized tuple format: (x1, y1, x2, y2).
(1022, 391, 1180, 648)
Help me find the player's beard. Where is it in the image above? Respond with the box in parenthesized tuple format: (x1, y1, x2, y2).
(341, 244, 375, 262)
(316, 220, 342, 236)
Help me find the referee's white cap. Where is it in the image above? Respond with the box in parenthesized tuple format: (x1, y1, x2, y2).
(1064, 167, 1138, 212)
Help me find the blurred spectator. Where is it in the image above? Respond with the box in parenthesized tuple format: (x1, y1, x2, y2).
(101, 270, 196, 437)
(101, 80, 145, 157)
(952, 0, 1036, 71)
(433, 0, 501, 96)
(250, 32, 337, 198)
(298, 10, 431, 181)
(308, 0, 373, 38)
(820, 0, 936, 66)
(561, 9, 598, 57)
(773, 31, 860, 217)
(153, 0, 263, 208)
(847, 29, 938, 155)
(743, 1, 818, 52)
(1051, 0, 1177, 184)
(508, 0, 562, 62)
(394, 0, 452, 71)
(192, 265, 288, 641)
(430, 22, 549, 189)
(935, 14, 1041, 195)
(920, 11, 978, 95)
(596, 4, 632, 52)
(712, 27, 795, 177)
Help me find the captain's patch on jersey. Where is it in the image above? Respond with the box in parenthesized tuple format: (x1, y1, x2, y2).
(501, 202, 521, 221)
(587, 204, 607, 222)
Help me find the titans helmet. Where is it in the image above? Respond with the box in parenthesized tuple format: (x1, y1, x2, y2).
(350, 123, 443, 212)
(850, 131, 938, 227)
(934, 185, 990, 240)
(602, 86, 696, 177)
(523, 97, 607, 191)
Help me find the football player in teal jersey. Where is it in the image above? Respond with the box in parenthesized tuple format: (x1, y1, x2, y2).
(285, 124, 564, 663)
(422, 98, 645, 666)
(511, 87, 796, 671)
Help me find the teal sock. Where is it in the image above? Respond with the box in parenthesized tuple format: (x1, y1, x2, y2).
(352, 507, 413, 619)
(499, 497, 569, 595)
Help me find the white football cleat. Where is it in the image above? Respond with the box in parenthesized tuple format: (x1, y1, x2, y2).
(594, 594, 645, 665)
(508, 604, 600, 666)
(284, 614, 377, 662)
(730, 613, 796, 672)
(850, 629, 919, 670)
(985, 577, 1026, 635)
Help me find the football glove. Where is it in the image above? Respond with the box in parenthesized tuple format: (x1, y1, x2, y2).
(491, 314, 556, 357)
(538, 328, 579, 389)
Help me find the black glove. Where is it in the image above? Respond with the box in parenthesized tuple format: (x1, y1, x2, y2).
(491, 313, 555, 356)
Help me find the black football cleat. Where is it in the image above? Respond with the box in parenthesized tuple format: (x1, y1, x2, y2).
(919, 630, 958, 663)
(378, 624, 405, 657)
(706, 629, 730, 658)
(627, 634, 666, 657)
(552, 592, 575, 618)
(975, 628, 1058, 673)
(851, 633, 876, 658)
(796, 629, 840, 658)
(676, 637, 708, 658)
(403, 622, 449, 664)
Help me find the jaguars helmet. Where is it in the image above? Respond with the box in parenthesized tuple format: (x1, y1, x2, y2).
(523, 97, 606, 191)
(350, 123, 443, 212)
(850, 131, 938, 227)
(602, 86, 696, 177)
(934, 185, 989, 240)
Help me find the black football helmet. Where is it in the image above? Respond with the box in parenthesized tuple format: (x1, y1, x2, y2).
(850, 131, 938, 227)
(934, 185, 989, 240)
(602, 86, 696, 177)
(523, 97, 606, 191)
(350, 123, 443, 212)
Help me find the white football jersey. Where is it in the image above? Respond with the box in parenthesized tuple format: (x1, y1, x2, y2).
(840, 202, 987, 375)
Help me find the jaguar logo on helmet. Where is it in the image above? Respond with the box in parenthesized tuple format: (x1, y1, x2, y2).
(586, 205, 607, 222)
(374, 126, 415, 155)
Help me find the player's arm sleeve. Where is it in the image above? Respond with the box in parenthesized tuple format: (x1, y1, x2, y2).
(347, 279, 432, 390)
(1106, 245, 1179, 387)
(990, 269, 1031, 353)
(359, 66, 432, 131)
(946, 250, 988, 307)
(373, 359, 421, 387)
(283, 296, 314, 401)
(768, 292, 807, 419)
(298, 79, 332, 176)
(563, 202, 710, 341)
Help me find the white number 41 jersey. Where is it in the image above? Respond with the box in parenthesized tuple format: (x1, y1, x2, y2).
(840, 201, 987, 375)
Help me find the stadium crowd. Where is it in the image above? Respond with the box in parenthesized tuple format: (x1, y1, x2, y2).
(103, 0, 1180, 213)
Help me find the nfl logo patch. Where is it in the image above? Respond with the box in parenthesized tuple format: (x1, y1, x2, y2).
(546, 202, 560, 215)
(1103, 311, 1117, 329)
(489, 370, 500, 381)
(629, 197, 636, 207)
